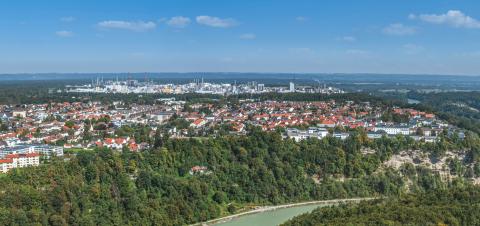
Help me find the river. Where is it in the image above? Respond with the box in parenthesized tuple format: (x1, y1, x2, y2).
(193, 198, 374, 226)
(212, 203, 326, 226)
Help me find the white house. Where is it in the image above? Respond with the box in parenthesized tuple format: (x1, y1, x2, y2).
(373, 124, 410, 135)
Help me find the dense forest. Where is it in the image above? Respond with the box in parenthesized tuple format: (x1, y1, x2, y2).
(0, 128, 478, 225)
(282, 186, 480, 226)
(233, 92, 398, 107)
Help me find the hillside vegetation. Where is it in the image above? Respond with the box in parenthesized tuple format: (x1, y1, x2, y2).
(282, 186, 480, 226)
(0, 128, 479, 225)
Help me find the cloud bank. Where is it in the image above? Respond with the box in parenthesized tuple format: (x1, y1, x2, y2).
(383, 23, 416, 35)
(97, 20, 156, 32)
(411, 10, 480, 29)
(196, 16, 237, 28)
(166, 16, 191, 28)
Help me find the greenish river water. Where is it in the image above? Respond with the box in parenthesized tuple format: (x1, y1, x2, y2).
(213, 204, 326, 226)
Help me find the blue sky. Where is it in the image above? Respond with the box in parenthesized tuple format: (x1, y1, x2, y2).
(1, 0, 480, 75)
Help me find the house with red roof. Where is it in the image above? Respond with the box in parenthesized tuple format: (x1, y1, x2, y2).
(190, 118, 207, 128)
(95, 137, 137, 150)
(318, 119, 336, 128)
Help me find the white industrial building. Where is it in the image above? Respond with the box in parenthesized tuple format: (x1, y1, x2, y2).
(286, 127, 328, 142)
(373, 125, 410, 135)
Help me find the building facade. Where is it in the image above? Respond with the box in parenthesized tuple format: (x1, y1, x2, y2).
(0, 153, 40, 173)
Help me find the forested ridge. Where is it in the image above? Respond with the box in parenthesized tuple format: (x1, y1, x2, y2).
(282, 185, 480, 226)
(0, 128, 478, 225)
(408, 91, 480, 134)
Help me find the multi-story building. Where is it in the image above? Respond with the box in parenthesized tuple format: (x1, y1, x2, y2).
(32, 145, 64, 158)
(373, 125, 410, 135)
(0, 145, 63, 159)
(289, 82, 295, 92)
(286, 127, 328, 142)
(12, 109, 27, 118)
(0, 152, 40, 173)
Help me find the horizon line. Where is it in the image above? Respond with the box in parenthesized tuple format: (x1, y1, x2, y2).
(0, 72, 479, 77)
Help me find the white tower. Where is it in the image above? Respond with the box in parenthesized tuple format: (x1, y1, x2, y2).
(289, 82, 295, 92)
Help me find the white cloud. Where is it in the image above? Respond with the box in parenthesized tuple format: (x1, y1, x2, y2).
(412, 10, 480, 29)
(340, 36, 356, 42)
(403, 43, 425, 54)
(60, 16, 75, 22)
(196, 16, 237, 28)
(383, 23, 416, 35)
(296, 16, 308, 22)
(240, 33, 256, 40)
(97, 20, 156, 32)
(166, 16, 191, 28)
(55, 30, 73, 37)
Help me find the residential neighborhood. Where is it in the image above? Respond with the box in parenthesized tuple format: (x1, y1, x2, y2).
(0, 97, 464, 173)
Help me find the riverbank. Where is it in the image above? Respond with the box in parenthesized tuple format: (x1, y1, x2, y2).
(191, 197, 377, 226)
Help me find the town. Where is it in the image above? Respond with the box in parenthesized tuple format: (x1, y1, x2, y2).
(3, 1, 480, 225)
(65, 78, 345, 95)
(0, 96, 464, 173)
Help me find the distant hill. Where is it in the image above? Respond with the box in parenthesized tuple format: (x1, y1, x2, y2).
(0, 73, 479, 90)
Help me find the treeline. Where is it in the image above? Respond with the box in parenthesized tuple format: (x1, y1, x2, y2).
(0, 90, 222, 106)
(0, 128, 478, 225)
(282, 185, 480, 226)
(232, 92, 401, 107)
